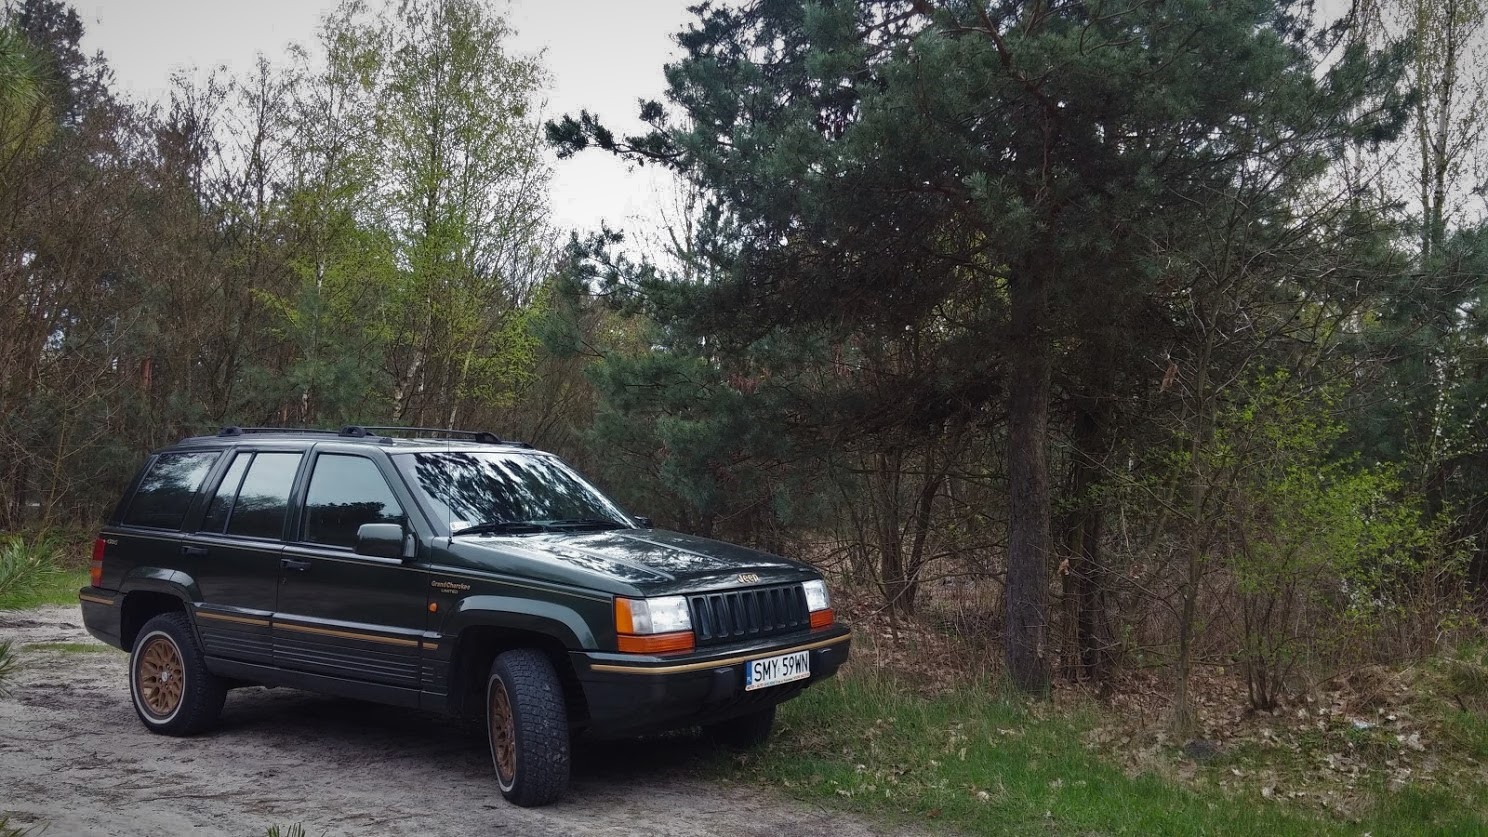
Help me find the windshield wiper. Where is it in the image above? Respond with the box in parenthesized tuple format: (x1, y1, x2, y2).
(541, 518, 628, 531)
(452, 521, 550, 536)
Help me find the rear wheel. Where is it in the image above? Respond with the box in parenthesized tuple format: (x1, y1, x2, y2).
(129, 612, 226, 736)
(486, 649, 570, 806)
(704, 705, 776, 749)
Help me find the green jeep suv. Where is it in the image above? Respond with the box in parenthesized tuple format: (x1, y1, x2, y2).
(78, 426, 850, 806)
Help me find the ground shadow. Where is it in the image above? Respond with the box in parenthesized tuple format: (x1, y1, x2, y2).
(213, 686, 723, 793)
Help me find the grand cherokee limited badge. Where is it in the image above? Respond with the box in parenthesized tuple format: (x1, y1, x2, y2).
(737, 572, 761, 584)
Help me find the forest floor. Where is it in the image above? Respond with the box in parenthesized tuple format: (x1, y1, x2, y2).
(732, 595, 1488, 835)
(6, 592, 1488, 836)
(0, 606, 914, 837)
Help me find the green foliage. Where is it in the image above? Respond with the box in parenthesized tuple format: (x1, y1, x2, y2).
(1216, 373, 1432, 611)
(1184, 373, 1448, 706)
(0, 535, 62, 608)
(0, 534, 65, 694)
(0, 21, 50, 160)
(0, 534, 82, 694)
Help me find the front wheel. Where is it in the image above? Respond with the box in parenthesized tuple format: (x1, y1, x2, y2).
(487, 649, 570, 807)
(704, 704, 776, 749)
(128, 612, 226, 736)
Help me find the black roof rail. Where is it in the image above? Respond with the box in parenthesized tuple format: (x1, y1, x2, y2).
(214, 425, 527, 446)
(217, 426, 344, 438)
(343, 426, 510, 445)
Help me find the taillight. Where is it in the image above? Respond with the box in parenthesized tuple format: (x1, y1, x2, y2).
(89, 537, 105, 587)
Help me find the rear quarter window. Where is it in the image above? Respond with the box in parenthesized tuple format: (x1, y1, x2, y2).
(121, 451, 220, 530)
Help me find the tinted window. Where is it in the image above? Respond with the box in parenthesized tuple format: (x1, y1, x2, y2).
(302, 455, 405, 549)
(200, 452, 250, 533)
(225, 452, 302, 540)
(122, 452, 219, 529)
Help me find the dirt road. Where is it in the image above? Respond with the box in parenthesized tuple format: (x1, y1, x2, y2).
(1, 607, 902, 837)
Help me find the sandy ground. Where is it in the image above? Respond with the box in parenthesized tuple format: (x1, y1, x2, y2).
(0, 606, 910, 837)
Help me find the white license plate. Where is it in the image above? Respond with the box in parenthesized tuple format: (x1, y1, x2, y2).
(744, 650, 810, 691)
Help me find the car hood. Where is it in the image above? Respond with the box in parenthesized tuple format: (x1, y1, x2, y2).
(450, 528, 816, 596)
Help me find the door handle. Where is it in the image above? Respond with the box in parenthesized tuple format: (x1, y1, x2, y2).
(280, 558, 312, 572)
(181, 545, 209, 558)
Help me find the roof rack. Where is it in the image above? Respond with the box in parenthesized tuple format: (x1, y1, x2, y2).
(214, 425, 525, 446)
(339, 426, 508, 445)
(216, 426, 343, 437)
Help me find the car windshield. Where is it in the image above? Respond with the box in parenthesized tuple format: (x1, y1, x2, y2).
(398, 451, 632, 534)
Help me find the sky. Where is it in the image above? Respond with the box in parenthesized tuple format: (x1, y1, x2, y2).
(77, 0, 695, 238)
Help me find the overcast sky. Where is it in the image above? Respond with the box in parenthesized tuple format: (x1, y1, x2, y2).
(78, 0, 694, 238)
(77, 0, 1357, 241)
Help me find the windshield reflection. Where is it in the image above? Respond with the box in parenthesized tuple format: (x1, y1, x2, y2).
(398, 451, 632, 533)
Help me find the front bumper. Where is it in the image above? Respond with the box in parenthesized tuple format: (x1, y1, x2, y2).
(570, 625, 851, 737)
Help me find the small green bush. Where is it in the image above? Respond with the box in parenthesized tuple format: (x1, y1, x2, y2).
(0, 535, 61, 606)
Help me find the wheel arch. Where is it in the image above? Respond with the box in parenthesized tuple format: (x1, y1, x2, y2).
(443, 601, 592, 729)
(118, 569, 198, 648)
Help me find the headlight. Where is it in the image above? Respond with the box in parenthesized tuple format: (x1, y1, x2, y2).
(803, 579, 830, 612)
(803, 579, 834, 628)
(614, 596, 694, 653)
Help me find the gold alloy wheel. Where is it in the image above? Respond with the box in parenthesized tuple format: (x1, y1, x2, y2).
(137, 635, 185, 718)
(489, 679, 517, 785)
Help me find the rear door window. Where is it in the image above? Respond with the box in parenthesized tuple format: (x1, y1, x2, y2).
(200, 452, 251, 533)
(222, 452, 304, 540)
(121, 452, 220, 530)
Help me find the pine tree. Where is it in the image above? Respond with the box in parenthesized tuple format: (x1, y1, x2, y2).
(550, 0, 1408, 693)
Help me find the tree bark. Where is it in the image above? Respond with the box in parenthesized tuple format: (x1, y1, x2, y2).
(1005, 267, 1052, 695)
(1062, 401, 1114, 684)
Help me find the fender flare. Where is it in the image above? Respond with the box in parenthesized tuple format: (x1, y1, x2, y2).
(442, 594, 596, 650)
(119, 567, 201, 604)
(117, 568, 201, 645)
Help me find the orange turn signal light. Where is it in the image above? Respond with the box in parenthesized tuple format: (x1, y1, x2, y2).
(614, 597, 638, 635)
(810, 608, 834, 630)
(616, 631, 695, 654)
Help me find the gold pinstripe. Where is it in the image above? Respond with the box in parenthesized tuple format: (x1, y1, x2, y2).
(588, 634, 849, 675)
(276, 621, 421, 648)
(196, 611, 270, 627)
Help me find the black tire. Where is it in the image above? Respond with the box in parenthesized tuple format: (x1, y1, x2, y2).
(486, 649, 570, 807)
(128, 612, 226, 736)
(704, 705, 776, 749)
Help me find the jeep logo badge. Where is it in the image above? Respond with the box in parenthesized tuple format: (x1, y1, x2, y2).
(737, 572, 760, 584)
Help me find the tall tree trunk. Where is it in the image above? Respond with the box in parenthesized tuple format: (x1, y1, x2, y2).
(1062, 401, 1114, 684)
(1006, 268, 1052, 695)
(1174, 335, 1214, 737)
(873, 449, 911, 614)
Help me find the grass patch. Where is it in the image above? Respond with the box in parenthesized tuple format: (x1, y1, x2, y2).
(0, 533, 88, 610)
(23, 642, 111, 654)
(0, 567, 88, 610)
(729, 670, 1488, 835)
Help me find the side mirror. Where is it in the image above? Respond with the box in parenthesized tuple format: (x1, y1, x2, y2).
(633, 515, 653, 529)
(356, 523, 407, 559)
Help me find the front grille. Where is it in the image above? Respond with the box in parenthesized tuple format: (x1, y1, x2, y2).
(689, 584, 809, 646)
